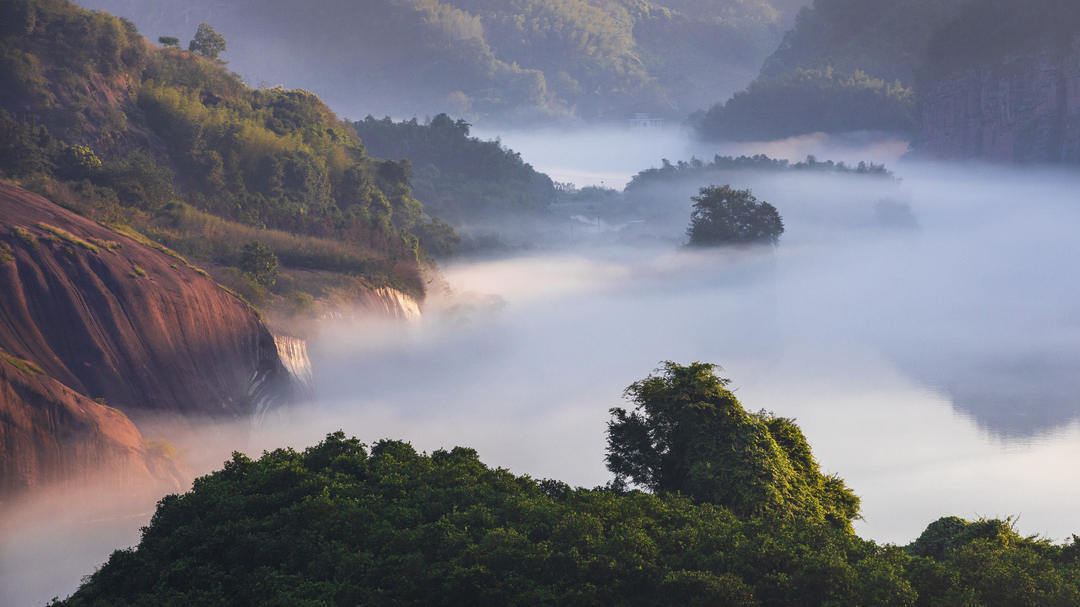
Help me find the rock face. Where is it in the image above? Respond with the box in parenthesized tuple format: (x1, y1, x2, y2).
(272, 334, 314, 409)
(0, 181, 293, 423)
(0, 351, 184, 496)
(917, 38, 1080, 162)
(0, 181, 294, 493)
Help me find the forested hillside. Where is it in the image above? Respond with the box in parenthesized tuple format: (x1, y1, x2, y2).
(0, 0, 458, 308)
(760, 0, 969, 85)
(55, 364, 1080, 606)
(76, 0, 808, 123)
(696, 0, 967, 141)
(351, 114, 555, 226)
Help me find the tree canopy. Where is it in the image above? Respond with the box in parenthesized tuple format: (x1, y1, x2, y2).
(607, 362, 859, 527)
(686, 186, 784, 247)
(188, 22, 225, 60)
(351, 113, 556, 225)
(53, 365, 1080, 606)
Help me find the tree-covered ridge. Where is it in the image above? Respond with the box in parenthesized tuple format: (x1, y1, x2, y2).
(55, 363, 1080, 606)
(77, 0, 802, 122)
(693, 0, 967, 141)
(351, 114, 556, 225)
(625, 153, 891, 194)
(0, 0, 459, 300)
(759, 0, 970, 86)
(696, 67, 915, 140)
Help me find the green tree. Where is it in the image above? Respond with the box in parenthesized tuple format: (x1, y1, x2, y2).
(239, 241, 279, 288)
(606, 361, 859, 526)
(686, 185, 784, 247)
(158, 36, 179, 48)
(56, 144, 102, 180)
(188, 23, 226, 60)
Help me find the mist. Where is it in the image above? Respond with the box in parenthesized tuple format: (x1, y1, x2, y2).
(298, 151, 1080, 548)
(474, 125, 912, 189)
(7, 126, 1080, 605)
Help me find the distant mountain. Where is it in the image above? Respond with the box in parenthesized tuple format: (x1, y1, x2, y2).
(916, 0, 1080, 162)
(74, 0, 809, 123)
(759, 0, 969, 85)
(695, 0, 967, 141)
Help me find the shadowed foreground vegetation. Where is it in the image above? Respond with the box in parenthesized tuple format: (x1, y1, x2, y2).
(55, 363, 1080, 606)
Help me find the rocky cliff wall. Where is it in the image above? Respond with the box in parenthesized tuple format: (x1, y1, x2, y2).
(0, 181, 294, 423)
(0, 350, 185, 497)
(0, 180, 297, 495)
(917, 38, 1080, 162)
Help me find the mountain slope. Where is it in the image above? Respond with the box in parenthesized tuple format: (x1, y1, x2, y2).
(695, 0, 967, 140)
(74, 0, 800, 122)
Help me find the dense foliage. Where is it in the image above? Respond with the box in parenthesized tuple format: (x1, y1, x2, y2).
(55, 364, 1080, 606)
(684, 186, 784, 246)
(351, 114, 555, 226)
(0, 0, 463, 302)
(78, 0, 803, 122)
(694, 0, 968, 140)
(759, 0, 969, 85)
(625, 154, 890, 195)
(608, 362, 851, 522)
(696, 68, 915, 140)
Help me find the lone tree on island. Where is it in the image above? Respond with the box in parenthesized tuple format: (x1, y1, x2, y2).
(687, 185, 784, 247)
(189, 23, 226, 60)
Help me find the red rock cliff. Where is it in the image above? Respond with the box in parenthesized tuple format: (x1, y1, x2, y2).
(0, 350, 185, 496)
(0, 181, 293, 423)
(0, 181, 294, 493)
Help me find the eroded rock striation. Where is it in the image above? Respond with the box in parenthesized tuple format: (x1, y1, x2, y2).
(0, 181, 294, 493)
(0, 350, 185, 496)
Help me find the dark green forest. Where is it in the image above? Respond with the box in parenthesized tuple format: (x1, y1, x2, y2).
(54, 363, 1080, 606)
(758, 0, 970, 85)
(75, 0, 805, 122)
(625, 154, 891, 195)
(695, 68, 915, 140)
(351, 114, 555, 226)
(695, 0, 968, 140)
(695, 0, 1080, 141)
(0, 0, 465, 305)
